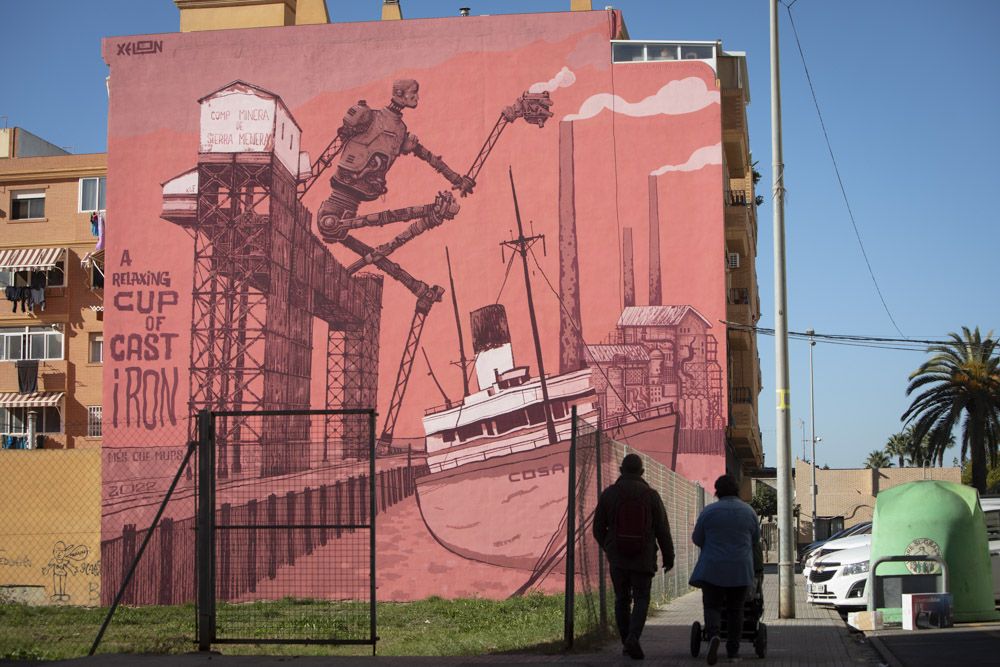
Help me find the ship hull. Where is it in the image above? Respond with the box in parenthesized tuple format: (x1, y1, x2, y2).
(415, 409, 679, 570)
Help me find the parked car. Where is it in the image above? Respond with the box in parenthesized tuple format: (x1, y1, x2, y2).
(806, 543, 870, 609)
(807, 498, 1000, 609)
(798, 521, 871, 564)
(802, 524, 872, 579)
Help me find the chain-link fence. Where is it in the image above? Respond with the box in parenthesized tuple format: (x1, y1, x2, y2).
(566, 411, 706, 646)
(0, 412, 422, 659)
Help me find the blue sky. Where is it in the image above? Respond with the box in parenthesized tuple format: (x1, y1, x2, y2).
(3, 0, 997, 470)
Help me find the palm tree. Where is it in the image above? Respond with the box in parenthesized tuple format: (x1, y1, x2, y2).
(864, 449, 892, 469)
(885, 432, 910, 467)
(902, 327, 1000, 493)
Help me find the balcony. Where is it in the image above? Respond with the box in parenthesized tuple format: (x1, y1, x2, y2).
(727, 287, 753, 327)
(0, 359, 67, 393)
(725, 191, 756, 256)
(728, 385, 762, 466)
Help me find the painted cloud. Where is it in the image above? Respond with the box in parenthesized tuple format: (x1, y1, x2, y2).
(528, 66, 576, 94)
(563, 77, 719, 122)
(650, 143, 722, 175)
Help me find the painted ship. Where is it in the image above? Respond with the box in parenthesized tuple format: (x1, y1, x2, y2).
(415, 302, 682, 571)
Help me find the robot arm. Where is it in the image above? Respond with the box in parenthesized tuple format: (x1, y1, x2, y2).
(404, 134, 475, 196)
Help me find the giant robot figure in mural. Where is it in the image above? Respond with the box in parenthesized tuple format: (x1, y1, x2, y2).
(316, 79, 474, 242)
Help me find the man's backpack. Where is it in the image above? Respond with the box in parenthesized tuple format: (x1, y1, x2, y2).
(614, 490, 649, 557)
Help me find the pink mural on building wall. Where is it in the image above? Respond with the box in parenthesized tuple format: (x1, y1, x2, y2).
(100, 11, 729, 604)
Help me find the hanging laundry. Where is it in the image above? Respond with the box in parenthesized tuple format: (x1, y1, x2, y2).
(5, 285, 29, 312)
(95, 212, 105, 251)
(16, 360, 39, 393)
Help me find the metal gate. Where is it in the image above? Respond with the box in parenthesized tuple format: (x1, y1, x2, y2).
(195, 409, 377, 651)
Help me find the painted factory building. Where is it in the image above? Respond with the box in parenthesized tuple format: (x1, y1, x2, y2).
(94, 2, 761, 603)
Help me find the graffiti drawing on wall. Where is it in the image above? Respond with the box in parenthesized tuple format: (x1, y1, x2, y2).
(103, 12, 730, 603)
(42, 542, 89, 602)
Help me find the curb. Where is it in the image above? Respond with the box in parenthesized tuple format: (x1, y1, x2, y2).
(866, 633, 904, 667)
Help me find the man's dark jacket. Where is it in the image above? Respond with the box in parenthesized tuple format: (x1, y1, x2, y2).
(593, 473, 674, 574)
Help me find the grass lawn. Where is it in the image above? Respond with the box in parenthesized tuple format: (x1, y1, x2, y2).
(0, 592, 613, 661)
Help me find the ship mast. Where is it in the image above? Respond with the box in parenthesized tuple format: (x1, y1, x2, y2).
(445, 247, 471, 397)
(502, 167, 559, 446)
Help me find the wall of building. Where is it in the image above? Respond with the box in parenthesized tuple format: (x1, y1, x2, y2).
(0, 151, 105, 604)
(101, 10, 730, 602)
(794, 458, 962, 544)
(0, 450, 101, 605)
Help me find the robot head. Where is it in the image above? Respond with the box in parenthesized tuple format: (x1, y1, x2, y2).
(392, 79, 420, 109)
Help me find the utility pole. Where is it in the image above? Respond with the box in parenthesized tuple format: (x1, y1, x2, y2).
(770, 0, 796, 618)
(807, 329, 817, 542)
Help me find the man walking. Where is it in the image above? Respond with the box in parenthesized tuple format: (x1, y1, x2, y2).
(689, 475, 761, 665)
(593, 453, 674, 660)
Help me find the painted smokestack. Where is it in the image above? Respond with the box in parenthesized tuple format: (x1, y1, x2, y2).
(648, 174, 662, 306)
(558, 120, 585, 372)
(623, 227, 635, 307)
(470, 304, 514, 390)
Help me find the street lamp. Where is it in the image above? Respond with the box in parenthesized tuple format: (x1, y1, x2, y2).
(806, 328, 819, 541)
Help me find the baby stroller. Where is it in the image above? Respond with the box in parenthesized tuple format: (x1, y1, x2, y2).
(690, 574, 767, 659)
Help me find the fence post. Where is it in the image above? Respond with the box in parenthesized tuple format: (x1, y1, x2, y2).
(266, 493, 278, 579)
(368, 409, 378, 656)
(564, 406, 578, 649)
(304, 488, 314, 555)
(595, 427, 607, 629)
(286, 490, 297, 566)
(247, 499, 258, 593)
(219, 503, 231, 601)
(159, 518, 174, 605)
(197, 409, 215, 651)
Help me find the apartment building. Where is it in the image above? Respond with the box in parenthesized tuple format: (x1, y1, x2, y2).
(0, 127, 104, 604)
(794, 458, 961, 544)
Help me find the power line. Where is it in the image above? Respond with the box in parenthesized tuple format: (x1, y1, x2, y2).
(725, 321, 950, 352)
(783, 3, 907, 338)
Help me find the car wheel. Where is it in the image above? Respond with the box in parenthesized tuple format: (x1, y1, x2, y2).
(690, 621, 702, 657)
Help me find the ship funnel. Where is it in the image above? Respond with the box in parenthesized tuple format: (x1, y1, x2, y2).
(470, 304, 515, 390)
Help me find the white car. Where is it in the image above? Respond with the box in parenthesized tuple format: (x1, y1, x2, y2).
(806, 498, 1000, 609)
(807, 544, 870, 608)
(803, 528, 872, 580)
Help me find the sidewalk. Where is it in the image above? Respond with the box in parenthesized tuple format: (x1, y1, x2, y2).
(622, 571, 882, 666)
(26, 573, 883, 666)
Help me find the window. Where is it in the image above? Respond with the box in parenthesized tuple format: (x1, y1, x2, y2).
(0, 405, 62, 434)
(79, 177, 107, 212)
(11, 190, 45, 220)
(89, 333, 103, 364)
(0, 326, 64, 361)
(0, 260, 66, 291)
(87, 406, 103, 438)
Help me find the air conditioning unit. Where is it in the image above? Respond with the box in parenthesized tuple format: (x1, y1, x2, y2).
(727, 252, 741, 269)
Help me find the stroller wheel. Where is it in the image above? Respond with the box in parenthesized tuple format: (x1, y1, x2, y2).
(690, 621, 702, 657)
(754, 622, 767, 658)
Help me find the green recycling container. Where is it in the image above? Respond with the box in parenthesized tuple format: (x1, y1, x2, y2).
(870, 480, 997, 623)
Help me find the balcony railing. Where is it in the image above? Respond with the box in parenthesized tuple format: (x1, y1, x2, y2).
(726, 189, 750, 207)
(730, 386, 753, 404)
